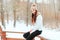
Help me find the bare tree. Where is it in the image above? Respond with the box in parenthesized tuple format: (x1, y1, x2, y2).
(7, 13, 9, 23)
(13, 0, 17, 27)
(26, 0, 29, 26)
(1, 0, 5, 28)
(13, 9, 16, 27)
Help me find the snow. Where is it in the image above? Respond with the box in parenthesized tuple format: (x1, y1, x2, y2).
(40, 28, 60, 40)
(0, 20, 60, 40)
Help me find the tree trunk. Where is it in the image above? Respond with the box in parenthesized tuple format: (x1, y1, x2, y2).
(1, 0, 5, 28)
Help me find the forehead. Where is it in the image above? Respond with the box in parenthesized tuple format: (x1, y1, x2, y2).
(32, 3, 36, 6)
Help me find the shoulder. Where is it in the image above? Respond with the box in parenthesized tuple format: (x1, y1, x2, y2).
(37, 12, 42, 18)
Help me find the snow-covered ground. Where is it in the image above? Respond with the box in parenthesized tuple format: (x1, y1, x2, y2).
(0, 20, 60, 40)
(40, 28, 60, 40)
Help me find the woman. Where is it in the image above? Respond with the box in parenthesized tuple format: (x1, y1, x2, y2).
(23, 3, 43, 40)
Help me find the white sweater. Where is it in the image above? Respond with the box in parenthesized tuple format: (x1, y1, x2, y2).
(31, 13, 43, 33)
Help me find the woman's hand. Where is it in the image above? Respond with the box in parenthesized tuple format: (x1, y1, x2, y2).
(29, 29, 32, 32)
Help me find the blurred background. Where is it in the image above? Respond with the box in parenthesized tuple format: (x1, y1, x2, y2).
(0, 0, 60, 29)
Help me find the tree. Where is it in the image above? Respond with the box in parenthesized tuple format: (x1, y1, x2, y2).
(1, 0, 5, 28)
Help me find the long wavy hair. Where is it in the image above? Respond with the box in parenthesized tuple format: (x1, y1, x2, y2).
(32, 10, 37, 24)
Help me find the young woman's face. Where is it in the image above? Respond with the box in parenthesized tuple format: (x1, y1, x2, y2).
(31, 4, 37, 14)
(32, 9, 36, 13)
